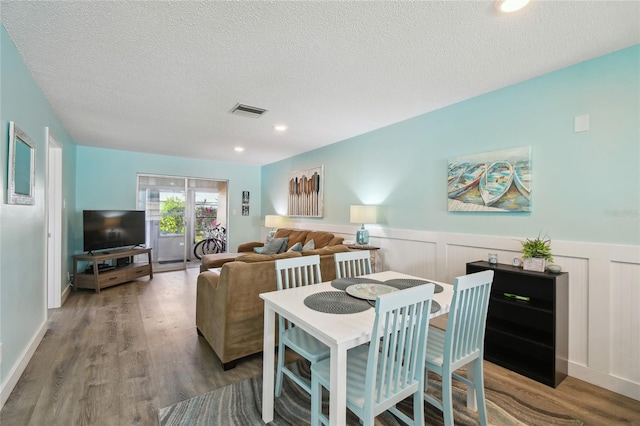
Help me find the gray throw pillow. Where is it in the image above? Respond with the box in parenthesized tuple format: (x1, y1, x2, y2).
(302, 239, 315, 251)
(254, 231, 277, 254)
(262, 237, 288, 255)
(287, 242, 303, 252)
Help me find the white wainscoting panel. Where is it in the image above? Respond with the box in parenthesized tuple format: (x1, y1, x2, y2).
(286, 221, 639, 400)
(610, 261, 640, 383)
(558, 256, 589, 367)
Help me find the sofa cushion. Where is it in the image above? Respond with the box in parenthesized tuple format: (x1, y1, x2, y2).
(274, 229, 309, 250)
(306, 231, 333, 248)
(261, 237, 288, 255)
(328, 236, 345, 246)
(235, 251, 302, 263)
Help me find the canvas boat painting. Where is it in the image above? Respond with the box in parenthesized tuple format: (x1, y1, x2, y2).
(448, 163, 485, 198)
(448, 162, 469, 186)
(480, 161, 514, 206)
(447, 146, 531, 212)
(514, 160, 531, 200)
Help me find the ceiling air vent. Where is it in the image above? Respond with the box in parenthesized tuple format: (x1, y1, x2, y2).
(230, 103, 267, 118)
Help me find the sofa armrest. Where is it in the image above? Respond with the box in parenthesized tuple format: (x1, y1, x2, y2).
(237, 241, 264, 252)
(200, 253, 243, 272)
(196, 270, 228, 348)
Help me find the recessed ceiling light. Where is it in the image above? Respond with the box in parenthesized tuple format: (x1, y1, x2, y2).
(234, 147, 244, 152)
(495, 0, 530, 13)
(274, 124, 288, 132)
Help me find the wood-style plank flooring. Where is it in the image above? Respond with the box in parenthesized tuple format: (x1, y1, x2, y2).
(1, 268, 639, 425)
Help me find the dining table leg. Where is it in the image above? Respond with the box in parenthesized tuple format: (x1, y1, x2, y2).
(262, 304, 276, 423)
(329, 344, 348, 425)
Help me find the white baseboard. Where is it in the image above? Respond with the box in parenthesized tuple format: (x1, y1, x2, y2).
(569, 362, 640, 401)
(0, 321, 47, 409)
(61, 283, 70, 305)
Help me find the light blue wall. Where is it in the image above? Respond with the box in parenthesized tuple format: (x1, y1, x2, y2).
(263, 46, 640, 246)
(1, 25, 77, 385)
(75, 146, 262, 253)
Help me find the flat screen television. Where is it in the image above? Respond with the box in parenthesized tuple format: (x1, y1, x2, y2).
(83, 210, 146, 252)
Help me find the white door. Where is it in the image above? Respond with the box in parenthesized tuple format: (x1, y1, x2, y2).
(46, 128, 63, 308)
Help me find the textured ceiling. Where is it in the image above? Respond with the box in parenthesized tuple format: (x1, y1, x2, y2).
(1, 1, 639, 166)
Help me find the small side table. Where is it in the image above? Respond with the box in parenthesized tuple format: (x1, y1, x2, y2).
(347, 245, 380, 273)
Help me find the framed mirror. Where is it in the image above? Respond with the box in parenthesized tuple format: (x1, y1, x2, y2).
(7, 121, 36, 205)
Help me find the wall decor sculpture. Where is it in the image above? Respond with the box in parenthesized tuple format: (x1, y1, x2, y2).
(288, 166, 323, 217)
(448, 146, 531, 212)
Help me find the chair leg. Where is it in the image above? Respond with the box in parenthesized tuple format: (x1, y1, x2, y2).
(473, 358, 488, 426)
(442, 372, 454, 426)
(275, 341, 285, 397)
(413, 390, 425, 426)
(310, 371, 321, 426)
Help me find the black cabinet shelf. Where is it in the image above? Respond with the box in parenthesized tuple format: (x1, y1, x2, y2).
(467, 260, 568, 388)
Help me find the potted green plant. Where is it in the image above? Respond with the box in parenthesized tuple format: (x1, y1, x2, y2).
(520, 232, 553, 272)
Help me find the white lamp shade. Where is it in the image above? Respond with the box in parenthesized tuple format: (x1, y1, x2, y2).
(264, 215, 285, 228)
(350, 205, 377, 224)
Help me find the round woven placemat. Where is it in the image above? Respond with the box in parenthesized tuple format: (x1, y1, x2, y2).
(331, 277, 382, 291)
(304, 291, 372, 314)
(430, 300, 441, 314)
(384, 278, 444, 293)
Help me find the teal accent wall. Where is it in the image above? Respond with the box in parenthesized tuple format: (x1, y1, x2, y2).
(1, 25, 77, 385)
(263, 45, 640, 246)
(75, 146, 262, 253)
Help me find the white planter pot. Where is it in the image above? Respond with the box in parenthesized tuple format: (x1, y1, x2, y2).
(523, 257, 546, 272)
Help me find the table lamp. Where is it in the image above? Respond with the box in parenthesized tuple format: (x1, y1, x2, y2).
(350, 205, 377, 245)
(264, 215, 285, 237)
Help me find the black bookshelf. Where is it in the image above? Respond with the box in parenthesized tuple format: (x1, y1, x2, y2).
(467, 261, 569, 387)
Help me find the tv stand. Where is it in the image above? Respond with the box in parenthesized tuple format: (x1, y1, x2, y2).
(73, 247, 153, 293)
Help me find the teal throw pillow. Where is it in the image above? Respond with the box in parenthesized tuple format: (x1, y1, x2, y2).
(262, 237, 288, 255)
(287, 242, 303, 252)
(302, 239, 315, 251)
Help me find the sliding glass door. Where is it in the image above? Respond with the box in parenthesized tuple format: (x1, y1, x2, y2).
(137, 174, 228, 272)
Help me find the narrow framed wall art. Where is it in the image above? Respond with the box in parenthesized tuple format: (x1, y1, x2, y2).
(287, 166, 323, 217)
(242, 191, 249, 216)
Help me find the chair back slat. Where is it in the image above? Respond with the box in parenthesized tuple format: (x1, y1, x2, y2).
(366, 284, 434, 407)
(445, 270, 493, 367)
(334, 250, 372, 278)
(275, 255, 322, 330)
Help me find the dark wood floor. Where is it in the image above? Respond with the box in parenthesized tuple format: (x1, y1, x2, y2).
(1, 268, 639, 425)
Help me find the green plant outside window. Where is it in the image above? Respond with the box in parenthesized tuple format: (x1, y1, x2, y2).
(160, 197, 185, 234)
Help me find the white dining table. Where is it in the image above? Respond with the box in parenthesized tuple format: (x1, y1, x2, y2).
(260, 270, 481, 425)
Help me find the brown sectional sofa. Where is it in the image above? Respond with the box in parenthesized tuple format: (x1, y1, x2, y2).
(196, 229, 347, 369)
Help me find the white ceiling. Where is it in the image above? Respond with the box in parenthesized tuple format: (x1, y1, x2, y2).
(1, 1, 638, 166)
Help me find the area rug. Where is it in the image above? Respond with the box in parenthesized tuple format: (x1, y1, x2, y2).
(159, 361, 584, 425)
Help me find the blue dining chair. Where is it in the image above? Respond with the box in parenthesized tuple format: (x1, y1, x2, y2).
(423, 270, 494, 426)
(310, 284, 435, 426)
(334, 250, 372, 278)
(274, 255, 330, 397)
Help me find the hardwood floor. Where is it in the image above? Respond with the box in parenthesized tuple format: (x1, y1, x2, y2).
(1, 268, 639, 425)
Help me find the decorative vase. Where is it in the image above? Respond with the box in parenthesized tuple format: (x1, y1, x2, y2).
(523, 257, 546, 272)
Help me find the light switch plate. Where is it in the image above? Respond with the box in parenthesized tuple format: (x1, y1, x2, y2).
(574, 114, 589, 132)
